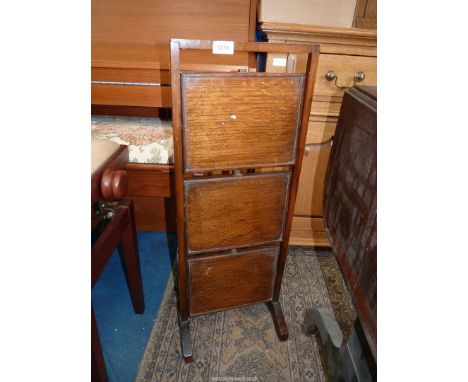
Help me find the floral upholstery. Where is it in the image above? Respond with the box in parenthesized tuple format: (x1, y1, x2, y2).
(91, 116, 173, 164)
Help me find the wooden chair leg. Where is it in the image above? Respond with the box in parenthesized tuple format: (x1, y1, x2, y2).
(119, 200, 145, 314)
(267, 300, 289, 341)
(92, 305, 108, 382)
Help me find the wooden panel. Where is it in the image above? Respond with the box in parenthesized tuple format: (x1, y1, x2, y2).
(259, 22, 377, 56)
(289, 216, 330, 247)
(311, 99, 342, 118)
(91, 84, 172, 108)
(126, 165, 172, 198)
(130, 195, 176, 232)
(92, 0, 252, 45)
(185, 173, 290, 253)
(188, 246, 278, 315)
(124, 163, 175, 231)
(294, 139, 333, 217)
(92, 67, 170, 84)
(181, 73, 304, 171)
(91, 105, 161, 118)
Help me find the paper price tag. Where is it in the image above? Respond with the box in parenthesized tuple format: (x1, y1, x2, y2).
(212, 41, 234, 55)
(272, 57, 287, 67)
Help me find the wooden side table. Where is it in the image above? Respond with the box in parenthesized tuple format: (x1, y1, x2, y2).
(91, 140, 145, 382)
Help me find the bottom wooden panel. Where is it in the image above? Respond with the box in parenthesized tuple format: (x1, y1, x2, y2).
(188, 246, 279, 316)
(289, 216, 331, 247)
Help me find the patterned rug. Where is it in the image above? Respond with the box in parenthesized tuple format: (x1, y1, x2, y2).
(136, 247, 356, 382)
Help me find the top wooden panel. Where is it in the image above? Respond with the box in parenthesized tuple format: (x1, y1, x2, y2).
(181, 73, 305, 171)
(92, 0, 252, 45)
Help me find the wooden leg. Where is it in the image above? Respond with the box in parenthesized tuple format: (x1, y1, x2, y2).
(267, 300, 289, 341)
(92, 305, 108, 382)
(119, 200, 145, 314)
(178, 315, 193, 363)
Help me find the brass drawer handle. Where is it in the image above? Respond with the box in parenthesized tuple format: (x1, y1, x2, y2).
(325, 71, 366, 89)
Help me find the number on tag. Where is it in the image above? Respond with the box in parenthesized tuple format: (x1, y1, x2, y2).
(212, 41, 234, 55)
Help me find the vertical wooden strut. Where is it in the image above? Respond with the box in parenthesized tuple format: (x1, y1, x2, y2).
(170, 40, 193, 362)
(170, 39, 319, 362)
(273, 47, 320, 301)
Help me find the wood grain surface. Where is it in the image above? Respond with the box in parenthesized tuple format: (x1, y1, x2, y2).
(91, 83, 172, 108)
(259, 22, 377, 56)
(289, 216, 330, 246)
(92, 0, 252, 45)
(185, 173, 290, 253)
(181, 73, 304, 171)
(294, 139, 333, 217)
(188, 246, 278, 315)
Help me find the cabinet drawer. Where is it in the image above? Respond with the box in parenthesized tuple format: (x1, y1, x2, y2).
(91, 83, 171, 107)
(315, 54, 376, 98)
(181, 73, 305, 171)
(185, 173, 290, 253)
(188, 246, 279, 315)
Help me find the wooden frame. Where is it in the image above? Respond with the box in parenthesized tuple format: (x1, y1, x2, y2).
(170, 39, 319, 362)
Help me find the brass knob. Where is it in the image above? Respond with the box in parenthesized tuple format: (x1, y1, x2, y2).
(325, 71, 337, 81)
(354, 71, 366, 82)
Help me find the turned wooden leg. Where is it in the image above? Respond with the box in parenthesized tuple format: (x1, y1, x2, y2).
(267, 300, 289, 341)
(92, 305, 108, 382)
(178, 315, 193, 363)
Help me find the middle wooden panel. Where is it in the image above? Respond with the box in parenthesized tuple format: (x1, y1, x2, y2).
(184, 172, 290, 253)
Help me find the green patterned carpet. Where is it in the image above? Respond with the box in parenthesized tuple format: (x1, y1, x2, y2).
(137, 247, 356, 382)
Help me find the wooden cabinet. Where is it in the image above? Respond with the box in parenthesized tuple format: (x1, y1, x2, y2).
(259, 23, 377, 246)
(92, 0, 257, 108)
